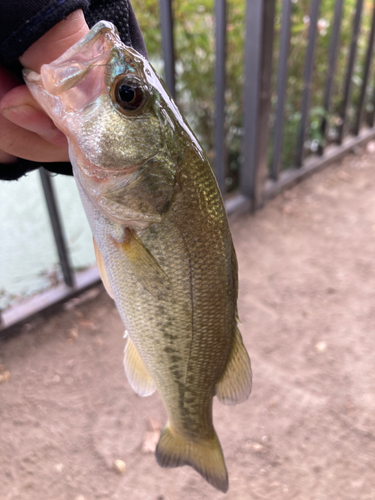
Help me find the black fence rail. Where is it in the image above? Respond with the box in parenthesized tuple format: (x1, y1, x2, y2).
(232, 0, 375, 210)
(269, 0, 375, 194)
(160, 0, 375, 210)
(2, 0, 375, 330)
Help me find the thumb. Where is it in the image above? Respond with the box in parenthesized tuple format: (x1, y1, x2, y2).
(0, 10, 88, 163)
(19, 9, 89, 72)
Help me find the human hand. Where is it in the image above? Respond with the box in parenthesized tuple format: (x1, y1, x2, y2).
(0, 10, 89, 165)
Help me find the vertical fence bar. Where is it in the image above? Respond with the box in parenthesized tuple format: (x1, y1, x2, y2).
(214, 0, 227, 193)
(353, 0, 375, 136)
(319, 0, 344, 155)
(39, 168, 75, 288)
(241, 0, 275, 210)
(160, 0, 176, 99)
(367, 72, 375, 126)
(337, 0, 364, 143)
(367, 74, 375, 126)
(271, 0, 292, 180)
(295, 0, 321, 167)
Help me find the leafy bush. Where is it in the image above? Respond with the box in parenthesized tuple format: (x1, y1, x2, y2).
(132, 0, 375, 188)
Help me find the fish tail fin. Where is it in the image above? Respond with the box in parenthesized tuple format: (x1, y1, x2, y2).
(155, 423, 228, 493)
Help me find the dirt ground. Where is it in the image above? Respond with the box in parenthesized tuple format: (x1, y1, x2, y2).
(1, 147, 375, 500)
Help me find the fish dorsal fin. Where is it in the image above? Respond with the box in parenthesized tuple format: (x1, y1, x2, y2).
(93, 237, 114, 299)
(119, 231, 171, 298)
(215, 326, 252, 405)
(124, 337, 156, 397)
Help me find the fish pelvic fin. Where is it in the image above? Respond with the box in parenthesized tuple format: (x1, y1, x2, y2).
(215, 326, 252, 406)
(93, 237, 114, 299)
(155, 424, 228, 493)
(124, 337, 156, 397)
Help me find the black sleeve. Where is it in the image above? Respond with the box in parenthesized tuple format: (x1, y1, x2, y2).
(0, 0, 147, 181)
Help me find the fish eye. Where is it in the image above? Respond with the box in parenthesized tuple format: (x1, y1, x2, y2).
(114, 78, 147, 112)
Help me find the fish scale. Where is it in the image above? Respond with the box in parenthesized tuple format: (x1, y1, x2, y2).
(24, 21, 252, 493)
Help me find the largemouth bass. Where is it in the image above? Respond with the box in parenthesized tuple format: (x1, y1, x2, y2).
(24, 21, 252, 493)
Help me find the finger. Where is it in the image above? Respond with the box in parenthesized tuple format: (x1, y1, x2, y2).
(1, 9, 89, 165)
(0, 115, 69, 162)
(0, 68, 22, 163)
(0, 150, 17, 164)
(20, 10, 89, 72)
(0, 67, 22, 98)
(1, 85, 68, 148)
(0, 82, 43, 110)
(2, 104, 68, 148)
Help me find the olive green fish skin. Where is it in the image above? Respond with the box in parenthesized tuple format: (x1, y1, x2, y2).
(24, 21, 251, 491)
(82, 135, 235, 442)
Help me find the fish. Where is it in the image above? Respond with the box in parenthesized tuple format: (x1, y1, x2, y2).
(24, 21, 252, 493)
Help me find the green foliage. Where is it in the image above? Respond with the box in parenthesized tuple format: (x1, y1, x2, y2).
(132, 0, 375, 188)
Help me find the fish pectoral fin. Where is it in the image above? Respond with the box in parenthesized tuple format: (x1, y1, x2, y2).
(215, 326, 252, 406)
(124, 337, 156, 397)
(119, 231, 171, 298)
(156, 423, 228, 493)
(93, 237, 114, 299)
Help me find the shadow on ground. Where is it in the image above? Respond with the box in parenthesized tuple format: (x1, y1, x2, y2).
(1, 147, 375, 500)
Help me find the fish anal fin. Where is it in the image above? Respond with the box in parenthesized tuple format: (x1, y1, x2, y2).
(93, 237, 114, 299)
(155, 424, 228, 493)
(124, 337, 156, 397)
(119, 231, 171, 298)
(215, 326, 252, 406)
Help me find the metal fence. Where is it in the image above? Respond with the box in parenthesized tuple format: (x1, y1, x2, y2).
(265, 0, 375, 197)
(161, 0, 375, 213)
(220, 0, 375, 212)
(2, 0, 375, 330)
